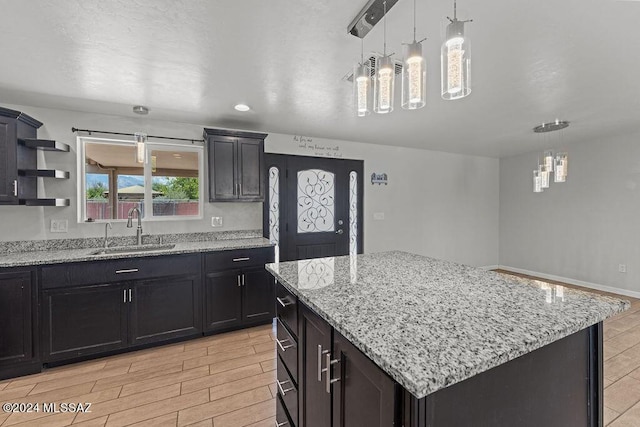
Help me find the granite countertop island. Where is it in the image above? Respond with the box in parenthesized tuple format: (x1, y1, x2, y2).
(0, 233, 272, 268)
(266, 251, 629, 400)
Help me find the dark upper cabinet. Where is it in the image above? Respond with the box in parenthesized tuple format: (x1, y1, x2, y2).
(0, 107, 41, 205)
(203, 128, 267, 202)
(0, 269, 39, 380)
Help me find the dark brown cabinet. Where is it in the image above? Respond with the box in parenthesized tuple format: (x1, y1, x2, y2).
(204, 128, 267, 202)
(0, 269, 39, 380)
(203, 247, 275, 333)
(0, 106, 70, 207)
(41, 254, 202, 363)
(277, 290, 399, 427)
(42, 283, 129, 362)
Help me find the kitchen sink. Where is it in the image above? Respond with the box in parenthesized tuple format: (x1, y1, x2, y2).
(90, 244, 176, 256)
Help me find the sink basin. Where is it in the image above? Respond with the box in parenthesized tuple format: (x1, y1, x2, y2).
(90, 244, 176, 256)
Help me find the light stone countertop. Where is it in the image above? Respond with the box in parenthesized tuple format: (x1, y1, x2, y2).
(266, 251, 629, 399)
(0, 237, 272, 268)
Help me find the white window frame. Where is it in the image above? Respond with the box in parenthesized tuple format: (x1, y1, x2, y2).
(77, 136, 204, 223)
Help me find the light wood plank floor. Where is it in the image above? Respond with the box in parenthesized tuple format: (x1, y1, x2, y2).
(0, 273, 639, 427)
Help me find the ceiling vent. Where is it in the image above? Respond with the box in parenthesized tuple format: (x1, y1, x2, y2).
(343, 55, 403, 82)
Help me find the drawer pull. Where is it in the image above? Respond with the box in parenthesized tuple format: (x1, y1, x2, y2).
(276, 338, 293, 352)
(232, 257, 250, 262)
(276, 297, 292, 307)
(276, 379, 295, 396)
(325, 352, 340, 394)
(115, 269, 139, 274)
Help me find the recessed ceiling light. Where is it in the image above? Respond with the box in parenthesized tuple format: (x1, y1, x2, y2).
(133, 105, 149, 115)
(234, 104, 251, 112)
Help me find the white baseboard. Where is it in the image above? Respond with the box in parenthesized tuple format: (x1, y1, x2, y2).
(479, 265, 500, 271)
(497, 265, 640, 299)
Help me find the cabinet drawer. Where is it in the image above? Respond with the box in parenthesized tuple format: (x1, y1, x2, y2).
(277, 354, 298, 427)
(41, 254, 200, 289)
(276, 282, 297, 339)
(277, 318, 298, 385)
(204, 247, 273, 271)
(276, 393, 295, 427)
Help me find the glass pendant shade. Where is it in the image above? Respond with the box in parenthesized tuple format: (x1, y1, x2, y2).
(134, 132, 147, 164)
(539, 164, 550, 189)
(533, 170, 543, 193)
(544, 150, 554, 172)
(554, 153, 568, 182)
(374, 55, 395, 114)
(354, 63, 372, 117)
(441, 20, 471, 100)
(402, 41, 427, 110)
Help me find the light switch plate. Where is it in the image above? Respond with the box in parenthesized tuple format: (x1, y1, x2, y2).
(211, 217, 223, 227)
(50, 219, 69, 233)
(373, 212, 385, 220)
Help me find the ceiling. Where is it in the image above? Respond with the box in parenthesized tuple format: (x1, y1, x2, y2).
(1, 0, 639, 158)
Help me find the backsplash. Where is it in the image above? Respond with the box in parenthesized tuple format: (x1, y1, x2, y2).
(0, 230, 263, 254)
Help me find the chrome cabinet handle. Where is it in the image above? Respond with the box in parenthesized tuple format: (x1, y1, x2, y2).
(335, 229, 344, 235)
(12, 180, 17, 197)
(317, 345, 330, 381)
(242, 274, 245, 286)
(276, 379, 295, 396)
(277, 297, 291, 307)
(275, 421, 289, 427)
(116, 269, 139, 274)
(129, 289, 132, 302)
(325, 352, 340, 393)
(276, 338, 293, 352)
(233, 257, 250, 262)
(237, 275, 241, 287)
(123, 289, 126, 303)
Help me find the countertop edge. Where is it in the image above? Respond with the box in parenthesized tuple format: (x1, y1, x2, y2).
(0, 239, 274, 268)
(266, 264, 629, 399)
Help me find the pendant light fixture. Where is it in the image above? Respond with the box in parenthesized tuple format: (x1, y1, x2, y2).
(134, 132, 146, 164)
(441, 0, 472, 100)
(354, 39, 372, 117)
(532, 120, 570, 193)
(374, 1, 395, 114)
(401, 0, 427, 110)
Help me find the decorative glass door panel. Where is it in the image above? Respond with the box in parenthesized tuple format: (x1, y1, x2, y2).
(297, 169, 335, 233)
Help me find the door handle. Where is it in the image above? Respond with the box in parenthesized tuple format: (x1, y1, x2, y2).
(276, 297, 291, 307)
(242, 274, 245, 286)
(335, 229, 344, 235)
(129, 289, 132, 302)
(325, 352, 340, 393)
(123, 289, 127, 303)
(12, 180, 18, 197)
(237, 275, 241, 287)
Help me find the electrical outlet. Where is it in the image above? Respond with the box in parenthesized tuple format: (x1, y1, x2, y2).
(619, 264, 627, 273)
(211, 217, 223, 228)
(50, 219, 68, 233)
(373, 212, 385, 221)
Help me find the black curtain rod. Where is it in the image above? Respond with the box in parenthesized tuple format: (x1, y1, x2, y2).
(71, 127, 205, 144)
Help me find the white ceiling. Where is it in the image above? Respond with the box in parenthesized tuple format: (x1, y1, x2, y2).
(1, 0, 639, 158)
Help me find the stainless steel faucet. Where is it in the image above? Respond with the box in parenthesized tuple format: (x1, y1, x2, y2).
(103, 222, 112, 248)
(126, 207, 143, 245)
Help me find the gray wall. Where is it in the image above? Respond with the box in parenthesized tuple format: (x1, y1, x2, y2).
(0, 104, 500, 268)
(499, 131, 640, 297)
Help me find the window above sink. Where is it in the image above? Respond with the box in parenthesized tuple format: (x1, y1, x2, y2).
(77, 136, 204, 223)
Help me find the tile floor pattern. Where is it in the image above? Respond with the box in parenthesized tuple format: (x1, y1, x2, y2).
(0, 272, 638, 426)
